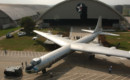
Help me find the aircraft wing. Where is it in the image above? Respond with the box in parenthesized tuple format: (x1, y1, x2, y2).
(71, 43, 130, 59)
(34, 30, 73, 46)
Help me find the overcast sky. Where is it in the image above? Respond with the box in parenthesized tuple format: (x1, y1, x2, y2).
(0, 0, 130, 5)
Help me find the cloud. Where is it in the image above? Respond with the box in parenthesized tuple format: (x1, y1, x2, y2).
(99, 0, 130, 5)
(0, 0, 65, 5)
(0, 0, 129, 5)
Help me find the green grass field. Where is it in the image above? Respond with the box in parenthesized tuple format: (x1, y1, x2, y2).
(106, 32, 130, 51)
(0, 34, 47, 51)
(0, 27, 129, 52)
(39, 27, 70, 36)
(0, 27, 20, 37)
(0, 27, 70, 52)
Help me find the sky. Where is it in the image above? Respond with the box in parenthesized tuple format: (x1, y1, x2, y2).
(0, 0, 130, 5)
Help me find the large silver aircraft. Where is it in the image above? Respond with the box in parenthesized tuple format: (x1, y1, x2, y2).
(26, 17, 130, 74)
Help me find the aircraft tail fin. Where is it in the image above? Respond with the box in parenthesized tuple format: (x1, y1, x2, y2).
(94, 16, 102, 33)
(82, 16, 119, 36)
(81, 16, 102, 33)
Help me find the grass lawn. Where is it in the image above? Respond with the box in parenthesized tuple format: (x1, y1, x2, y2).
(0, 27, 70, 52)
(0, 27, 20, 37)
(1, 27, 129, 52)
(39, 27, 70, 36)
(0, 33, 47, 51)
(106, 32, 130, 51)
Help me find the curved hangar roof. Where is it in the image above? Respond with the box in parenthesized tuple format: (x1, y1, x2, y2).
(0, 4, 50, 21)
(41, 0, 126, 22)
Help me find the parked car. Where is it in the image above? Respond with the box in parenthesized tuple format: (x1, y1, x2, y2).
(6, 32, 14, 38)
(19, 28, 24, 31)
(4, 66, 23, 77)
(17, 32, 26, 37)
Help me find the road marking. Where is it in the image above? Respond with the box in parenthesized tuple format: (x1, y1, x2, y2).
(20, 51, 23, 57)
(121, 74, 130, 80)
(81, 73, 97, 80)
(32, 52, 35, 57)
(101, 74, 112, 80)
(34, 52, 37, 57)
(22, 52, 24, 57)
(29, 51, 31, 57)
(7, 51, 10, 56)
(27, 51, 30, 57)
(112, 74, 123, 80)
(24, 52, 27, 57)
(38, 52, 41, 57)
(41, 52, 45, 56)
(12, 51, 15, 56)
(119, 58, 127, 60)
(36, 52, 38, 57)
(0, 51, 4, 56)
(92, 73, 106, 80)
(13, 51, 16, 56)
(10, 51, 15, 56)
(0, 50, 47, 57)
(60, 73, 78, 80)
(17, 51, 20, 57)
(18, 51, 20, 57)
(33, 52, 35, 57)
(24, 75, 38, 80)
(71, 73, 87, 80)
(26, 51, 28, 57)
(30, 51, 33, 57)
(70, 74, 84, 80)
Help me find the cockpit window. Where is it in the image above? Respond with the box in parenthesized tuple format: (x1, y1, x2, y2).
(31, 58, 41, 66)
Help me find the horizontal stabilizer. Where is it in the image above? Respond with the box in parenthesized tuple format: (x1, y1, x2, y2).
(99, 32, 120, 36)
(81, 29, 94, 33)
(82, 29, 119, 36)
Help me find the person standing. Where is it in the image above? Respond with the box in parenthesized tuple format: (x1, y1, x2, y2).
(4, 49, 7, 55)
(21, 62, 24, 69)
(109, 65, 112, 73)
(25, 61, 27, 67)
(49, 72, 53, 78)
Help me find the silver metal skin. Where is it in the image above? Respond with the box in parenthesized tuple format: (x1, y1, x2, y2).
(26, 33, 98, 73)
(26, 17, 130, 73)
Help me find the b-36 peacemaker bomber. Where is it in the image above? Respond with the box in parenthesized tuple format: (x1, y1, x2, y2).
(25, 17, 130, 74)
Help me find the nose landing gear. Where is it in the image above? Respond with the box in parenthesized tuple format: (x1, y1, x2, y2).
(89, 54, 95, 60)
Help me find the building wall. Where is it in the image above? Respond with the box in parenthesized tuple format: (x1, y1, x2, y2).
(0, 4, 50, 29)
(43, 0, 121, 20)
(115, 5, 130, 17)
(114, 5, 123, 14)
(0, 10, 13, 29)
(123, 6, 130, 16)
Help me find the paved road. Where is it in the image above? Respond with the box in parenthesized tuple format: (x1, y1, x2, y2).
(0, 50, 130, 80)
(0, 50, 45, 57)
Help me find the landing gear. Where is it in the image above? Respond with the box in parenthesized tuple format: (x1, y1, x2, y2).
(42, 69, 47, 74)
(89, 54, 95, 60)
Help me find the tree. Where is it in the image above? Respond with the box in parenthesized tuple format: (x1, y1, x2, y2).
(20, 17, 35, 35)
